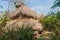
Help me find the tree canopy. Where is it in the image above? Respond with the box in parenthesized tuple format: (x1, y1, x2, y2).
(51, 0, 60, 9)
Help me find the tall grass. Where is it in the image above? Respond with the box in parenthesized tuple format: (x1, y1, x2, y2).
(1, 11, 60, 40)
(0, 24, 35, 40)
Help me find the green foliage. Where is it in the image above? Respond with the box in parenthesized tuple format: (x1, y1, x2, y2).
(38, 37, 46, 40)
(0, 13, 11, 40)
(0, 17, 10, 27)
(40, 13, 58, 31)
(49, 34, 60, 40)
(51, 0, 60, 8)
(40, 11, 60, 31)
(39, 11, 60, 40)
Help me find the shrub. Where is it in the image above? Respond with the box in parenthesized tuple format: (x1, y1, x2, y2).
(40, 12, 58, 31)
(39, 11, 60, 40)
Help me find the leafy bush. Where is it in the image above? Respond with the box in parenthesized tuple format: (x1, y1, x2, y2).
(0, 17, 10, 27)
(38, 36, 46, 40)
(40, 12, 59, 31)
(0, 13, 10, 27)
(39, 11, 60, 40)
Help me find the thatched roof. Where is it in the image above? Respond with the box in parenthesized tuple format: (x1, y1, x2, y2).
(7, 2, 40, 19)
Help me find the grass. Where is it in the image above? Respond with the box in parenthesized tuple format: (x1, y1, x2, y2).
(0, 11, 60, 40)
(0, 23, 34, 40)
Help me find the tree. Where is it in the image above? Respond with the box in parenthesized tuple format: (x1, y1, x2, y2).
(51, 0, 60, 9)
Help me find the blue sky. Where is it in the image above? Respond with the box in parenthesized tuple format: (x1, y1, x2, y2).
(26, 0, 55, 14)
(0, 1, 8, 12)
(0, 0, 55, 14)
